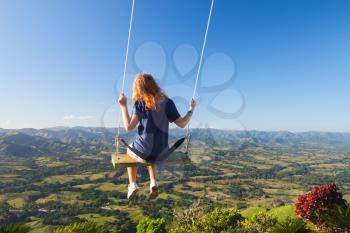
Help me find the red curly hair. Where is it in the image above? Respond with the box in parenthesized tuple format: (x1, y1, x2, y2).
(132, 73, 165, 111)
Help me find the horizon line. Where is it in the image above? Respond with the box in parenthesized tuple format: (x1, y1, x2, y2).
(1, 126, 350, 134)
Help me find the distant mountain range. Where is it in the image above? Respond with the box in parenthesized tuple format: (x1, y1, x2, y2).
(1, 127, 350, 157)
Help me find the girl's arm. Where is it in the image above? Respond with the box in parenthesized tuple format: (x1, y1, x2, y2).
(118, 94, 139, 131)
(174, 112, 192, 128)
(174, 98, 196, 128)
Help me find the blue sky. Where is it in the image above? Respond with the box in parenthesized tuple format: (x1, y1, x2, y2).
(0, 0, 349, 131)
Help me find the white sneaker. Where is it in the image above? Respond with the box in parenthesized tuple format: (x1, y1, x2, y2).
(127, 183, 139, 200)
(149, 182, 159, 200)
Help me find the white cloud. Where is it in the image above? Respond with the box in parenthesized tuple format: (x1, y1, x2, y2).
(63, 115, 74, 120)
(63, 115, 95, 121)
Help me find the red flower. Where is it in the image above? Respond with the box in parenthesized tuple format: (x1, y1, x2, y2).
(294, 183, 346, 226)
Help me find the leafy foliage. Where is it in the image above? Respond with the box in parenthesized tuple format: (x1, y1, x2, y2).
(136, 217, 166, 233)
(321, 204, 350, 232)
(172, 200, 206, 226)
(240, 211, 277, 233)
(169, 200, 206, 233)
(170, 206, 243, 233)
(0, 223, 30, 233)
(197, 208, 243, 233)
(294, 183, 346, 226)
(52, 221, 109, 233)
(272, 217, 310, 233)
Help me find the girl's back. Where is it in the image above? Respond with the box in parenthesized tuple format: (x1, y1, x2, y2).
(132, 96, 180, 161)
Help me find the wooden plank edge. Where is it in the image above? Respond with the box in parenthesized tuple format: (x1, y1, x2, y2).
(112, 159, 192, 168)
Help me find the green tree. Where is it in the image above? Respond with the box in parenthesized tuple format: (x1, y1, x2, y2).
(136, 217, 166, 233)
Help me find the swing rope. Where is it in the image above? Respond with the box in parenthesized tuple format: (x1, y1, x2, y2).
(192, 0, 215, 100)
(187, 0, 215, 137)
(115, 0, 215, 161)
(115, 0, 135, 158)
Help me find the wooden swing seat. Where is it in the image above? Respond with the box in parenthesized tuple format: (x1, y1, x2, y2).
(111, 151, 191, 168)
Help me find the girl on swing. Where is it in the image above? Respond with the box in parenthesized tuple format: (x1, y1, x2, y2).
(118, 73, 196, 200)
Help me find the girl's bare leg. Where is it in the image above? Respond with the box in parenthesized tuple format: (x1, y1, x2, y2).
(148, 164, 158, 199)
(127, 167, 138, 184)
(147, 165, 157, 181)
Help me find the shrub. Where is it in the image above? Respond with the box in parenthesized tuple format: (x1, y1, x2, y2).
(321, 204, 350, 232)
(169, 201, 206, 233)
(52, 221, 109, 233)
(240, 211, 277, 233)
(272, 217, 310, 233)
(294, 183, 346, 227)
(136, 217, 166, 233)
(170, 206, 243, 233)
(225, 225, 249, 233)
(196, 208, 243, 233)
(172, 200, 206, 226)
(0, 223, 30, 233)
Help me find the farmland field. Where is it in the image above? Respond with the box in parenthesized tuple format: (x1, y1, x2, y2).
(1, 127, 350, 232)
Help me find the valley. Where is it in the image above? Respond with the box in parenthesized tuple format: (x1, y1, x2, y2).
(1, 127, 350, 232)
